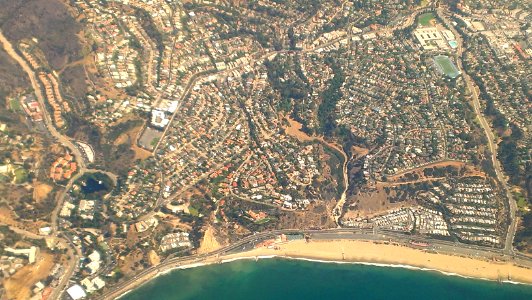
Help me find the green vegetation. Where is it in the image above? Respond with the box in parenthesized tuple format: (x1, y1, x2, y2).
(255, 218, 271, 224)
(150, 137, 160, 147)
(134, 7, 164, 85)
(188, 206, 200, 217)
(418, 13, 435, 26)
(125, 58, 144, 96)
(108, 268, 124, 283)
(497, 139, 521, 185)
(514, 191, 528, 212)
(9, 99, 22, 112)
(14, 168, 28, 183)
(434, 56, 460, 79)
(0, 226, 22, 247)
(0, 174, 9, 183)
(318, 58, 345, 136)
(495, 124, 528, 193)
(264, 56, 311, 110)
(322, 143, 345, 197)
(516, 212, 532, 254)
(423, 166, 460, 178)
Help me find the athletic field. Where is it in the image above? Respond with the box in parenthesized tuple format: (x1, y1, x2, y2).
(433, 55, 460, 78)
(418, 13, 435, 26)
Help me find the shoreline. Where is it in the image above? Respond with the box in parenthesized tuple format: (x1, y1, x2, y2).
(115, 239, 532, 299)
(226, 255, 531, 286)
(275, 257, 529, 286)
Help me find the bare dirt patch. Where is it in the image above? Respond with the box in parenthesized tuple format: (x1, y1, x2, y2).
(389, 160, 466, 178)
(351, 146, 369, 158)
(147, 250, 160, 266)
(158, 213, 192, 231)
(284, 117, 314, 142)
(57, 54, 92, 75)
(0, 207, 18, 228)
(132, 141, 152, 161)
(279, 203, 336, 229)
(4, 252, 55, 300)
(384, 161, 485, 184)
(120, 249, 145, 275)
(343, 185, 415, 219)
(197, 226, 222, 254)
(0, 207, 48, 233)
(33, 182, 53, 203)
(113, 123, 152, 160)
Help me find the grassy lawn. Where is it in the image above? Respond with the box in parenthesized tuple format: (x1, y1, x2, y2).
(150, 137, 160, 147)
(14, 168, 28, 183)
(0, 174, 9, 183)
(255, 218, 271, 225)
(514, 191, 529, 212)
(418, 13, 435, 27)
(9, 99, 22, 112)
(188, 206, 200, 217)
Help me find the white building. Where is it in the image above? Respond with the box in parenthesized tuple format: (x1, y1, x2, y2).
(66, 284, 87, 300)
(151, 109, 170, 128)
(414, 27, 448, 50)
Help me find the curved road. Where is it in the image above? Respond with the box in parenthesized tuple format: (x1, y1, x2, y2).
(1, 5, 522, 300)
(0, 29, 119, 300)
(435, 8, 517, 255)
(97, 227, 532, 300)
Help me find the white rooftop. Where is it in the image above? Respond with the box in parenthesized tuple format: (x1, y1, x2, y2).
(66, 284, 87, 300)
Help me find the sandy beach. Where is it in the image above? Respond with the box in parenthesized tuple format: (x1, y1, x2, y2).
(221, 240, 532, 284)
(111, 239, 532, 299)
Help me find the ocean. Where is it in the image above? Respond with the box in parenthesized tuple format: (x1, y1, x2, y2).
(122, 258, 532, 300)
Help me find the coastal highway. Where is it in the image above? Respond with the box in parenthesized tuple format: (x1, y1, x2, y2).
(97, 228, 532, 300)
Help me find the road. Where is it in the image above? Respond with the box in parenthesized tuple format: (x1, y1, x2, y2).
(0, 29, 120, 300)
(97, 227, 532, 300)
(99, 7, 526, 299)
(0, 31, 86, 171)
(1, 5, 523, 299)
(46, 168, 117, 299)
(148, 6, 430, 223)
(434, 9, 517, 255)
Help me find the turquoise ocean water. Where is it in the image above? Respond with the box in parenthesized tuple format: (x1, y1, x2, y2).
(123, 258, 532, 300)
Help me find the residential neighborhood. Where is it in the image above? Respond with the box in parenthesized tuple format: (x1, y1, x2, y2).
(0, 0, 530, 299)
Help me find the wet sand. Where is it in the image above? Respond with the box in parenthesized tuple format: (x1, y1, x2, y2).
(221, 240, 532, 284)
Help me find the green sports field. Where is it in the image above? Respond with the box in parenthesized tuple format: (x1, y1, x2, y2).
(418, 13, 435, 27)
(434, 55, 460, 78)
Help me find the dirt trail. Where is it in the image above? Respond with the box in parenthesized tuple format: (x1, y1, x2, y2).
(57, 54, 92, 75)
